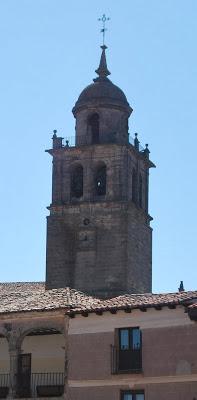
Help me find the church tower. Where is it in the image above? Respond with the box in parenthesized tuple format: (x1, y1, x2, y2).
(45, 44, 155, 298)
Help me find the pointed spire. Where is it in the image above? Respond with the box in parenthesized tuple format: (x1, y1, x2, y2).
(94, 45, 111, 82)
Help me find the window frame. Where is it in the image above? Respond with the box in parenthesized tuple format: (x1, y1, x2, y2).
(70, 164, 84, 199)
(120, 390, 145, 400)
(132, 168, 137, 204)
(114, 326, 142, 373)
(139, 174, 143, 208)
(95, 164, 107, 197)
(88, 113, 100, 144)
(119, 327, 141, 351)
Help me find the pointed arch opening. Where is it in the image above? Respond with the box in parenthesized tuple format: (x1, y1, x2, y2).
(71, 164, 83, 199)
(88, 113, 100, 144)
(95, 163, 106, 196)
(132, 169, 137, 204)
(139, 174, 143, 208)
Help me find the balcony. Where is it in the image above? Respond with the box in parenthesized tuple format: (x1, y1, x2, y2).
(0, 372, 64, 398)
(58, 133, 145, 151)
(15, 372, 64, 398)
(111, 345, 142, 374)
(0, 328, 65, 399)
(0, 374, 10, 399)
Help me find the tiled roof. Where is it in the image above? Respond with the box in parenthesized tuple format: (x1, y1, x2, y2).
(0, 282, 197, 316)
(188, 302, 197, 309)
(69, 290, 197, 315)
(0, 282, 99, 314)
(187, 301, 197, 321)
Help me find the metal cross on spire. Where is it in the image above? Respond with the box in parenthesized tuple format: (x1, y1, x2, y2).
(98, 14, 110, 46)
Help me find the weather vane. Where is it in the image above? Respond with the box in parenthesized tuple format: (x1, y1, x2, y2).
(98, 14, 110, 46)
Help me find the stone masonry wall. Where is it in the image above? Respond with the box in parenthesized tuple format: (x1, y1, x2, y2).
(46, 143, 152, 297)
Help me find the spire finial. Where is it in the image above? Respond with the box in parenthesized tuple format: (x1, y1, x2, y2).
(94, 45, 111, 81)
(94, 15, 111, 82)
(98, 14, 110, 46)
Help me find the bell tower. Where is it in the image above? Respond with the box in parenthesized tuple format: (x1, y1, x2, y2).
(45, 45, 155, 298)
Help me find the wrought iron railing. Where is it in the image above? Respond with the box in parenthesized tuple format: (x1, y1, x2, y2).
(60, 134, 145, 151)
(0, 374, 10, 388)
(64, 136, 76, 147)
(129, 134, 145, 152)
(16, 372, 64, 398)
(111, 345, 142, 374)
(0, 374, 10, 399)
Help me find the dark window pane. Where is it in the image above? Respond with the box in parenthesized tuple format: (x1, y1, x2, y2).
(71, 166, 83, 198)
(120, 329, 129, 350)
(117, 328, 142, 372)
(132, 169, 137, 204)
(139, 175, 143, 208)
(122, 393, 144, 400)
(123, 394, 132, 400)
(132, 328, 141, 350)
(88, 113, 99, 144)
(136, 395, 144, 400)
(95, 166, 106, 196)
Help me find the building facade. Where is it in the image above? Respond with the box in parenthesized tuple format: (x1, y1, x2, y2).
(0, 44, 197, 400)
(68, 299, 197, 400)
(0, 285, 197, 399)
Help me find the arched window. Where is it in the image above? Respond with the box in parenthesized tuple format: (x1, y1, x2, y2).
(88, 113, 99, 144)
(139, 174, 143, 208)
(71, 165, 83, 198)
(95, 165, 106, 196)
(132, 169, 137, 204)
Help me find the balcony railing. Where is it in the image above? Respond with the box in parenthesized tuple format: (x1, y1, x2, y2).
(16, 372, 64, 398)
(0, 374, 10, 399)
(111, 345, 142, 374)
(60, 134, 145, 151)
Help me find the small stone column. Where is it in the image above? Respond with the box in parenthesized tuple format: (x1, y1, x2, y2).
(64, 316, 70, 400)
(8, 338, 21, 399)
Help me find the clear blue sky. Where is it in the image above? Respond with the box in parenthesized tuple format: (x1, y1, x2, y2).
(0, 0, 196, 293)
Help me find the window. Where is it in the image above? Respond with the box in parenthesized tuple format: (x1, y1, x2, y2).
(121, 391, 144, 400)
(71, 165, 83, 198)
(132, 169, 137, 204)
(139, 174, 143, 208)
(118, 327, 142, 372)
(88, 113, 99, 144)
(119, 328, 141, 351)
(95, 165, 106, 196)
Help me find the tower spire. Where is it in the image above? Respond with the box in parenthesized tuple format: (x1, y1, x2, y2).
(94, 45, 111, 81)
(94, 14, 111, 82)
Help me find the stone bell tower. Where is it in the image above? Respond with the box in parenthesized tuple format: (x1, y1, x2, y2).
(45, 45, 155, 298)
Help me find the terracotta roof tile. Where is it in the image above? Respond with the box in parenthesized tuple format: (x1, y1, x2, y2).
(0, 282, 197, 316)
(188, 302, 197, 309)
(69, 291, 197, 314)
(0, 282, 100, 314)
